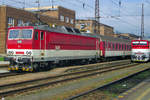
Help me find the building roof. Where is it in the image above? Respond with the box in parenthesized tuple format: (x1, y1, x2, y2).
(76, 19, 113, 28)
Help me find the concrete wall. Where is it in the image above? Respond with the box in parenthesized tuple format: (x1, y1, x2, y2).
(0, 6, 7, 54)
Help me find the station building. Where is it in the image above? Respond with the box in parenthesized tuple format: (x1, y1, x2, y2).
(0, 5, 75, 54)
(76, 19, 114, 37)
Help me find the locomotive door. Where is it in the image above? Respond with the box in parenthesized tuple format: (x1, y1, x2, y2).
(40, 31, 46, 57)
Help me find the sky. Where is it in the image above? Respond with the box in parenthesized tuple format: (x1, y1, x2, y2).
(1, 0, 150, 37)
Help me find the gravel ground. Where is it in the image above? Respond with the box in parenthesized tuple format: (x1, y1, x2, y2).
(0, 68, 67, 85)
(75, 69, 150, 100)
(0, 62, 103, 85)
(0, 60, 129, 86)
(4, 63, 150, 100)
(75, 91, 113, 100)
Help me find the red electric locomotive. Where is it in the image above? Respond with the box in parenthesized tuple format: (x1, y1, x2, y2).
(6, 25, 131, 72)
(131, 39, 150, 62)
(7, 25, 100, 71)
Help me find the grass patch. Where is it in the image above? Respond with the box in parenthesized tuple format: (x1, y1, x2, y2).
(0, 57, 4, 61)
(100, 69, 150, 95)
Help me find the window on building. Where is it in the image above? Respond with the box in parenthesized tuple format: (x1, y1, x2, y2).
(17, 19, 23, 26)
(8, 17, 14, 28)
(87, 23, 90, 26)
(70, 19, 74, 24)
(25, 21, 31, 26)
(65, 17, 69, 23)
(60, 15, 64, 22)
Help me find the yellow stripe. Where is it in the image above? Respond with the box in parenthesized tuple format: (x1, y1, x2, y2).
(118, 96, 124, 98)
(30, 68, 33, 72)
(26, 68, 29, 71)
(8, 68, 11, 70)
(136, 88, 150, 100)
(16, 67, 18, 71)
(22, 67, 25, 71)
(12, 67, 15, 70)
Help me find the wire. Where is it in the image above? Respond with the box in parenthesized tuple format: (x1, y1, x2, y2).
(6, 0, 35, 8)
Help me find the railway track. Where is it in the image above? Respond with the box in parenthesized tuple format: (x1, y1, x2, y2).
(0, 60, 129, 79)
(65, 66, 150, 100)
(0, 72, 24, 79)
(0, 62, 139, 98)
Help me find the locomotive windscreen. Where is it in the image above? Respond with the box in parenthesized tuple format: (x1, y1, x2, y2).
(9, 29, 32, 39)
(132, 41, 139, 45)
(139, 41, 147, 45)
(132, 41, 148, 46)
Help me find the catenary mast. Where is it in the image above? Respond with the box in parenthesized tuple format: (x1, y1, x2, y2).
(95, 0, 100, 34)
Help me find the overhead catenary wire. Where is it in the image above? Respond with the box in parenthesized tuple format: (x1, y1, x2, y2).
(2, 0, 149, 35)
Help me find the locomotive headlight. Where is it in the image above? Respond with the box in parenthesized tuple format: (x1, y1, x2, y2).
(8, 51, 14, 55)
(26, 51, 32, 56)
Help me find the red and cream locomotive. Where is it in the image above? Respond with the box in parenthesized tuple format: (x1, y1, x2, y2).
(131, 39, 150, 62)
(6, 25, 131, 72)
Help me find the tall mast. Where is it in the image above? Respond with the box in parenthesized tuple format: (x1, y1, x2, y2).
(141, 3, 144, 39)
(95, 0, 100, 34)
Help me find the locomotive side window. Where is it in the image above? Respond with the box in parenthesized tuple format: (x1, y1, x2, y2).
(41, 32, 44, 40)
(103, 42, 105, 48)
(125, 44, 126, 50)
(112, 43, 115, 50)
(116, 43, 118, 50)
(34, 31, 38, 40)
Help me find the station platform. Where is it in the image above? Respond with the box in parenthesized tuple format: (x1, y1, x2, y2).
(0, 70, 9, 73)
(0, 61, 9, 65)
(116, 78, 150, 100)
(0, 61, 9, 66)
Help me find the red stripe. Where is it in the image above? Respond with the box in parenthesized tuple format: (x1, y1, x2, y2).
(16, 52, 24, 54)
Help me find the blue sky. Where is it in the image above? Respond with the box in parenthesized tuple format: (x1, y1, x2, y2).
(1, 0, 150, 37)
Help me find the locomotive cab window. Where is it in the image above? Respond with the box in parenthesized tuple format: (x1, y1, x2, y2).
(22, 29, 32, 39)
(9, 29, 32, 39)
(140, 41, 147, 45)
(132, 41, 139, 45)
(9, 30, 20, 39)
